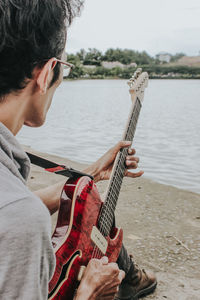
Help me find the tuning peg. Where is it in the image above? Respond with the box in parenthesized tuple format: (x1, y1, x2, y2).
(127, 74, 136, 87)
(127, 80, 133, 88)
(134, 71, 138, 79)
(134, 68, 142, 79)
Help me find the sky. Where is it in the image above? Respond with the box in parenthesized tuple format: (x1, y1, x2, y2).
(66, 0, 200, 57)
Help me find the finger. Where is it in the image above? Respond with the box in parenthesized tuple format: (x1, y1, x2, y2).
(119, 270, 125, 281)
(126, 160, 138, 169)
(98, 285, 119, 298)
(128, 148, 136, 155)
(107, 262, 120, 276)
(97, 294, 117, 300)
(114, 141, 132, 152)
(102, 296, 117, 300)
(126, 155, 139, 163)
(125, 170, 144, 178)
(88, 258, 99, 269)
(100, 256, 109, 265)
(100, 285, 119, 294)
(108, 262, 119, 270)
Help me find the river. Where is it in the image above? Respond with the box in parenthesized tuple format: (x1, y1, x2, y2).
(18, 79, 200, 194)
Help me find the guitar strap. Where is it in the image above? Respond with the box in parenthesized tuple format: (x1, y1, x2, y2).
(26, 152, 93, 180)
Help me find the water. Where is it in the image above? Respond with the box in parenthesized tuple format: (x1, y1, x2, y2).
(18, 79, 200, 194)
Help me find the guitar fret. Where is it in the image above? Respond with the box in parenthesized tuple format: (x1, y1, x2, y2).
(106, 199, 115, 211)
(99, 95, 143, 236)
(125, 100, 141, 141)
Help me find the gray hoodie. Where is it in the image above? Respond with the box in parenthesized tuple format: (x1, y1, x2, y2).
(0, 122, 55, 299)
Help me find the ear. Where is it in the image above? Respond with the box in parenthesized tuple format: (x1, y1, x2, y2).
(36, 58, 58, 94)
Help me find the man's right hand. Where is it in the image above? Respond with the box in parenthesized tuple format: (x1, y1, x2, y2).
(75, 257, 125, 300)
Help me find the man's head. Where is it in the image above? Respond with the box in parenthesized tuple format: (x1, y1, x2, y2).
(0, 0, 83, 99)
(0, 0, 83, 133)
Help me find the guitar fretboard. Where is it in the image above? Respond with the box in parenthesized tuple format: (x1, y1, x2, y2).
(98, 97, 142, 236)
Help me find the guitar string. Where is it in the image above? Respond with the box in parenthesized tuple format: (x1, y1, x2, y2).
(91, 98, 142, 260)
(92, 103, 141, 260)
(91, 149, 128, 259)
(97, 101, 141, 239)
(101, 99, 141, 233)
(98, 148, 127, 235)
(99, 147, 132, 233)
(97, 99, 141, 238)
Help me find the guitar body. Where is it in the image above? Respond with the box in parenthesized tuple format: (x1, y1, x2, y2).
(49, 176, 123, 300)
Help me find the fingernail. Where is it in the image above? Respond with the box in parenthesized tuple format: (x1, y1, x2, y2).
(101, 256, 108, 264)
(126, 160, 131, 166)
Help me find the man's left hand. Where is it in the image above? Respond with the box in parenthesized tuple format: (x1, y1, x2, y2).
(84, 141, 144, 182)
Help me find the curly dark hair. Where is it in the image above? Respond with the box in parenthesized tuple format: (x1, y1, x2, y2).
(0, 0, 83, 99)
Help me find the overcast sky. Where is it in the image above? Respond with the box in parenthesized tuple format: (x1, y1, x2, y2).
(66, 0, 200, 57)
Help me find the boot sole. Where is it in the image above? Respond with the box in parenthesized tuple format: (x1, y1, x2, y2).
(132, 280, 157, 300)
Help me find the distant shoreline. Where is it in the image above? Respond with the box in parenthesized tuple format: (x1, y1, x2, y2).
(65, 76, 200, 81)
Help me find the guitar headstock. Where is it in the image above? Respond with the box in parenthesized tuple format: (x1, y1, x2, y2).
(127, 68, 149, 103)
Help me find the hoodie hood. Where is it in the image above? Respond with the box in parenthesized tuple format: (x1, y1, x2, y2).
(0, 122, 30, 184)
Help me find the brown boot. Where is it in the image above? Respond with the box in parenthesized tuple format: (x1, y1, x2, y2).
(115, 264, 157, 300)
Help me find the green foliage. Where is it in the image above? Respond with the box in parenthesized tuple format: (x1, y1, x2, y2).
(66, 54, 84, 79)
(68, 65, 84, 79)
(170, 52, 186, 62)
(67, 53, 81, 65)
(82, 48, 102, 66)
(138, 65, 200, 79)
(103, 48, 154, 65)
(76, 49, 87, 61)
(66, 48, 200, 80)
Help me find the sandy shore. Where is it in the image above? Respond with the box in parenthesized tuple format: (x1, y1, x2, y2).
(26, 148, 200, 300)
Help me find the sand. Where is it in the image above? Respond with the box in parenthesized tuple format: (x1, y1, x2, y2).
(26, 148, 200, 300)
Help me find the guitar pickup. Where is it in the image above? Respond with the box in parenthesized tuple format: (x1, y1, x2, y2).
(91, 226, 108, 255)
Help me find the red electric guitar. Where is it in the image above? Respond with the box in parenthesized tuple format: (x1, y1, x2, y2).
(48, 69, 149, 300)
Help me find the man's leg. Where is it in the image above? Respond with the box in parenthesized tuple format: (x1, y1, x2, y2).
(116, 244, 157, 300)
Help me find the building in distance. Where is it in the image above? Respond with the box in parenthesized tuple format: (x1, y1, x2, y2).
(156, 52, 172, 63)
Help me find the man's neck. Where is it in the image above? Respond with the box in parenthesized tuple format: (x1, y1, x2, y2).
(0, 93, 28, 135)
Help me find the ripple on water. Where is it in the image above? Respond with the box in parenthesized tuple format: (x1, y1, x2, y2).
(18, 79, 200, 194)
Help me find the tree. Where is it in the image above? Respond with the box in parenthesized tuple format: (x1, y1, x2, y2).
(76, 49, 87, 62)
(83, 48, 103, 65)
(103, 48, 155, 65)
(170, 53, 185, 62)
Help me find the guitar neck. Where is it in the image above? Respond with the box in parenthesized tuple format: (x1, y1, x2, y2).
(98, 97, 142, 236)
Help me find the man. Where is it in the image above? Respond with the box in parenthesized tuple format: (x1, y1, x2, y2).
(0, 1, 157, 299)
